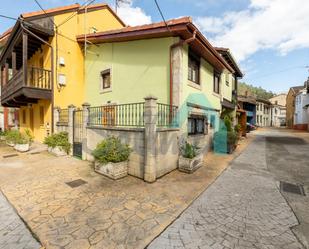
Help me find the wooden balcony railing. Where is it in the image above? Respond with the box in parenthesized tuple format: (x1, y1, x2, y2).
(1, 67, 52, 102)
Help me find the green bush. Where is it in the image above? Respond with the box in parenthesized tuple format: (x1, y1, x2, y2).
(180, 141, 199, 159)
(15, 129, 34, 145)
(5, 130, 20, 144)
(214, 130, 238, 153)
(234, 124, 241, 134)
(92, 136, 131, 164)
(223, 115, 233, 132)
(44, 132, 71, 154)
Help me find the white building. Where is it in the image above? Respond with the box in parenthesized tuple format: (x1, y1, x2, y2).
(269, 94, 287, 127)
(294, 88, 309, 130)
(256, 99, 271, 127)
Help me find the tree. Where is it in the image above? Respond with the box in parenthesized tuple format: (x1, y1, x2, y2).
(238, 82, 275, 99)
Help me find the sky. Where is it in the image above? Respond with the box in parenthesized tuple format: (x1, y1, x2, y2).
(0, 0, 309, 94)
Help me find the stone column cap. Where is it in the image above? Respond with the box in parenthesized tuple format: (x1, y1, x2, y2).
(82, 102, 91, 107)
(144, 95, 158, 101)
(68, 104, 76, 109)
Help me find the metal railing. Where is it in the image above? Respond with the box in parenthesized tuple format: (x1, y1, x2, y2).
(157, 103, 178, 127)
(88, 102, 145, 127)
(58, 109, 69, 124)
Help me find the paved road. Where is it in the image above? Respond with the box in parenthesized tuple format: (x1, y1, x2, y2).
(148, 129, 308, 249)
(0, 191, 40, 249)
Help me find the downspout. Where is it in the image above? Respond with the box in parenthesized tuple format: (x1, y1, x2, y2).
(169, 30, 196, 108)
(20, 21, 55, 134)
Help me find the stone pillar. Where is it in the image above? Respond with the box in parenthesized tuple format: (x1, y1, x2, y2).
(53, 107, 60, 133)
(144, 95, 158, 183)
(68, 104, 76, 154)
(82, 103, 90, 160)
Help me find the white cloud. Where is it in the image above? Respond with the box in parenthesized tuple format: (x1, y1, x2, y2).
(195, 0, 309, 62)
(117, 0, 151, 26)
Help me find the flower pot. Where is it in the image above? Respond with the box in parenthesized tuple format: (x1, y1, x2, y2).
(178, 154, 203, 173)
(6, 141, 15, 147)
(14, 143, 30, 152)
(94, 161, 128, 180)
(48, 146, 67, 157)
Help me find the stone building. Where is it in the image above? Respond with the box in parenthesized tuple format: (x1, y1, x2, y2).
(269, 94, 287, 127)
(256, 98, 271, 127)
(286, 86, 304, 128)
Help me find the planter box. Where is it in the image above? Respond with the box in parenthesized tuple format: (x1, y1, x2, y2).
(48, 146, 67, 157)
(14, 144, 30, 152)
(95, 161, 128, 180)
(178, 154, 203, 173)
(6, 141, 15, 147)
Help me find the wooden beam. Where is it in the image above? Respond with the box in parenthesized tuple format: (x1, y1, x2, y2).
(4, 63, 9, 85)
(23, 32, 28, 87)
(12, 52, 16, 75)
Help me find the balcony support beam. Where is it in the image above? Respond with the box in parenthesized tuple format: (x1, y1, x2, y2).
(22, 32, 28, 87)
(12, 52, 16, 75)
(4, 63, 9, 85)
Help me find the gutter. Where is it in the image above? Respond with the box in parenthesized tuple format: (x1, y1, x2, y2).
(20, 21, 55, 134)
(169, 29, 196, 107)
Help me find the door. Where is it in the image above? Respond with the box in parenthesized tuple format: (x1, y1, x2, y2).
(73, 109, 83, 158)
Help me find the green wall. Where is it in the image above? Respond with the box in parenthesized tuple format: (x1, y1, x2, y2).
(85, 37, 174, 106)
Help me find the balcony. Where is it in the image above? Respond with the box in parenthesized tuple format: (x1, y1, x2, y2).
(0, 20, 54, 107)
(1, 67, 52, 107)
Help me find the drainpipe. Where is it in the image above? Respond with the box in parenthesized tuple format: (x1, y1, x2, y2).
(169, 29, 196, 107)
(20, 21, 55, 134)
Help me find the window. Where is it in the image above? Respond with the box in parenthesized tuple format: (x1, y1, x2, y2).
(39, 106, 44, 125)
(188, 115, 206, 135)
(213, 72, 220, 94)
(100, 69, 111, 91)
(188, 51, 200, 84)
(22, 110, 26, 124)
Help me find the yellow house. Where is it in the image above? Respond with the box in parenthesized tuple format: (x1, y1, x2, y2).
(0, 3, 125, 141)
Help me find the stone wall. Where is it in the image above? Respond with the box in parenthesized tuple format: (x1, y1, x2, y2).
(85, 126, 145, 179)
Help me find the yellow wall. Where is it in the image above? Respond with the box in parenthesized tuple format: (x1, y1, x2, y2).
(19, 100, 52, 142)
(20, 6, 124, 142)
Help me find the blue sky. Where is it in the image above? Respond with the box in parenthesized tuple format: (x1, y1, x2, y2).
(1, 0, 308, 93)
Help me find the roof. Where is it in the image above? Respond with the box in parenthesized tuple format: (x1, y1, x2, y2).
(0, 28, 12, 43)
(21, 3, 125, 26)
(76, 17, 235, 73)
(215, 47, 243, 78)
(289, 86, 304, 95)
(256, 98, 271, 105)
(238, 95, 256, 105)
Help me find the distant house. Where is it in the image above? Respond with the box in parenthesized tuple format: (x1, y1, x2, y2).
(286, 86, 304, 128)
(256, 98, 271, 127)
(269, 94, 287, 127)
(294, 88, 309, 130)
(238, 92, 256, 125)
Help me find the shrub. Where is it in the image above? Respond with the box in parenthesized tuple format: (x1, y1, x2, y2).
(44, 132, 71, 154)
(15, 129, 34, 145)
(223, 115, 233, 132)
(5, 130, 20, 144)
(92, 136, 131, 164)
(180, 141, 199, 159)
(234, 124, 241, 134)
(214, 130, 238, 154)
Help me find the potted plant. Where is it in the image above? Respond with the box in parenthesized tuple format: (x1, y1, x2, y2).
(178, 141, 203, 173)
(0, 130, 6, 141)
(44, 132, 71, 156)
(234, 124, 242, 139)
(214, 130, 238, 154)
(14, 129, 34, 152)
(92, 136, 131, 180)
(5, 130, 20, 147)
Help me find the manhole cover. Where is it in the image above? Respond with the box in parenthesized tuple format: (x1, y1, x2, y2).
(30, 152, 41, 155)
(66, 179, 87, 188)
(3, 154, 19, 158)
(280, 181, 305, 196)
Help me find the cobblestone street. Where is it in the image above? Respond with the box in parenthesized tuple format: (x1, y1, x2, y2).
(0, 191, 40, 249)
(148, 129, 309, 249)
(0, 136, 251, 249)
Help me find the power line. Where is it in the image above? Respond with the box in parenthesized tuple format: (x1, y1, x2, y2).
(33, 0, 57, 28)
(0, 14, 17, 21)
(154, 0, 171, 32)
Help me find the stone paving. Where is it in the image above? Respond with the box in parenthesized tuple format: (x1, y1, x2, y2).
(148, 134, 304, 249)
(0, 137, 252, 249)
(0, 191, 40, 249)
